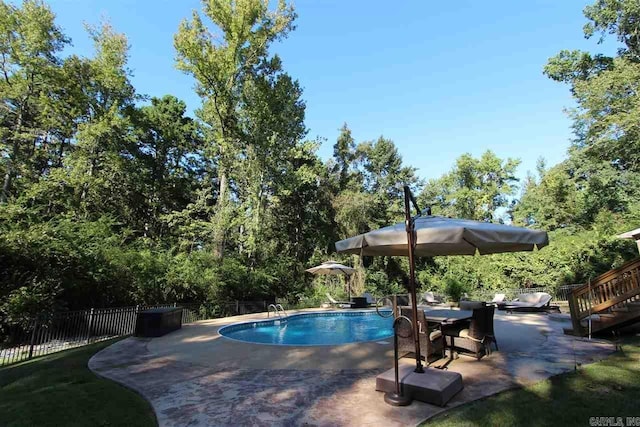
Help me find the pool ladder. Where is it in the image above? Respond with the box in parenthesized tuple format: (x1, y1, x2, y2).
(267, 304, 287, 318)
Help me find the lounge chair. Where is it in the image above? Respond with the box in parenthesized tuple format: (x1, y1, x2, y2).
(497, 292, 559, 312)
(362, 292, 376, 306)
(491, 293, 506, 303)
(397, 307, 445, 363)
(325, 293, 352, 308)
(442, 305, 498, 359)
(420, 291, 445, 305)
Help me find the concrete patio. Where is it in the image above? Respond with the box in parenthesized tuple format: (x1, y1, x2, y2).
(89, 308, 615, 427)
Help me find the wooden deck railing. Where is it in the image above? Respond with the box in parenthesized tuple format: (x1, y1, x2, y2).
(568, 257, 640, 334)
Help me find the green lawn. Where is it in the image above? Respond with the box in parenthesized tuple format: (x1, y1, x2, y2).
(423, 336, 640, 427)
(0, 339, 156, 427)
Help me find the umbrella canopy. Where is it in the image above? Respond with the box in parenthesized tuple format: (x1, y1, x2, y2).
(616, 227, 640, 253)
(335, 215, 549, 257)
(306, 261, 356, 300)
(335, 186, 549, 377)
(305, 261, 356, 275)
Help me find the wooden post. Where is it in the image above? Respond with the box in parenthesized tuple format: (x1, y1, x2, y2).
(568, 293, 583, 336)
(393, 295, 398, 318)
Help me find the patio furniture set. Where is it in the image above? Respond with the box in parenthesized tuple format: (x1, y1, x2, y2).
(397, 303, 497, 363)
(396, 290, 557, 363)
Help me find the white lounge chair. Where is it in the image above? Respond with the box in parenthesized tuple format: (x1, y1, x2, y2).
(491, 293, 506, 303)
(325, 293, 352, 308)
(497, 292, 558, 312)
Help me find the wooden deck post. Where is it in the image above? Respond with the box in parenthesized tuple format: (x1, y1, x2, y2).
(568, 293, 583, 336)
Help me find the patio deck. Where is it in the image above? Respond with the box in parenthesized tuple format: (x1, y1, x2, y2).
(89, 308, 615, 427)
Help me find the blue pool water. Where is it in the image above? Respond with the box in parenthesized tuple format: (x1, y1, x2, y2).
(219, 311, 394, 346)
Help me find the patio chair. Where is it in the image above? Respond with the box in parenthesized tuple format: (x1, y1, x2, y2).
(442, 305, 497, 359)
(459, 300, 485, 310)
(325, 293, 352, 308)
(397, 307, 445, 363)
(497, 292, 558, 312)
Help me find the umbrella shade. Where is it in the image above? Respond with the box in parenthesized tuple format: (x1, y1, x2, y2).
(335, 215, 548, 257)
(306, 261, 356, 300)
(617, 228, 640, 240)
(305, 262, 356, 275)
(616, 227, 640, 253)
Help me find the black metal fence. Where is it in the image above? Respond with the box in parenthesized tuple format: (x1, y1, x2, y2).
(0, 300, 273, 367)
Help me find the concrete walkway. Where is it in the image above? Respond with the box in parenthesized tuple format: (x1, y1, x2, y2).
(89, 309, 615, 427)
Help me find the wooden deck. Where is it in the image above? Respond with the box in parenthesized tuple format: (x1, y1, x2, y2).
(567, 258, 640, 336)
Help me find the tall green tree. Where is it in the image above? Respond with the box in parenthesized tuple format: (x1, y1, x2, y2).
(174, 0, 296, 258)
(62, 22, 138, 224)
(0, 0, 68, 203)
(236, 57, 307, 262)
(331, 123, 357, 191)
(132, 95, 203, 238)
(538, 0, 640, 230)
(420, 151, 520, 222)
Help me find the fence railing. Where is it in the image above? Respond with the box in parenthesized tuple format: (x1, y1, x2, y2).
(465, 284, 583, 303)
(569, 257, 640, 327)
(0, 300, 273, 367)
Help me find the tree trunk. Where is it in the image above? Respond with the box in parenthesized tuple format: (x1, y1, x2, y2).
(0, 167, 11, 204)
(212, 167, 228, 259)
(1, 108, 24, 204)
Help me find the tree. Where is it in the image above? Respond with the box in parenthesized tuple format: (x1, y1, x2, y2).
(235, 58, 307, 262)
(419, 151, 520, 222)
(0, 0, 68, 203)
(583, 0, 640, 60)
(132, 95, 203, 238)
(62, 22, 138, 224)
(539, 0, 640, 230)
(544, 0, 640, 172)
(174, 0, 296, 258)
(331, 123, 356, 191)
(512, 160, 579, 230)
(355, 136, 420, 226)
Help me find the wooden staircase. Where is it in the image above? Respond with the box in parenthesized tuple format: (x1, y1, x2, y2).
(566, 257, 640, 336)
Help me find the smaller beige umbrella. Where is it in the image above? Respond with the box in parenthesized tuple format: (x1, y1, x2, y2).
(306, 261, 356, 300)
(617, 227, 640, 254)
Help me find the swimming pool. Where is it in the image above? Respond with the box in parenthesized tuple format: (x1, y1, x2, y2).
(218, 311, 394, 346)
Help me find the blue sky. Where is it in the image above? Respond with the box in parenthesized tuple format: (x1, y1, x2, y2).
(47, 0, 617, 185)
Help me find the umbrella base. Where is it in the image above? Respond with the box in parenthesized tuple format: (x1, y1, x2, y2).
(384, 392, 412, 406)
(376, 361, 463, 407)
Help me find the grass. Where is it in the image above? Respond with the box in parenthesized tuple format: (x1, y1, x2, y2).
(423, 336, 640, 427)
(0, 339, 157, 427)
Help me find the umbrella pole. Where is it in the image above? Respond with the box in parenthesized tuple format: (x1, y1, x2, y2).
(404, 186, 424, 374)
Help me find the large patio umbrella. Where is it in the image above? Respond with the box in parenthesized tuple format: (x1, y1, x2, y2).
(335, 186, 549, 374)
(305, 261, 356, 300)
(616, 227, 640, 254)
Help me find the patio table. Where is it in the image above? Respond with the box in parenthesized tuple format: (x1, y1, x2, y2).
(423, 309, 472, 324)
(423, 309, 473, 361)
